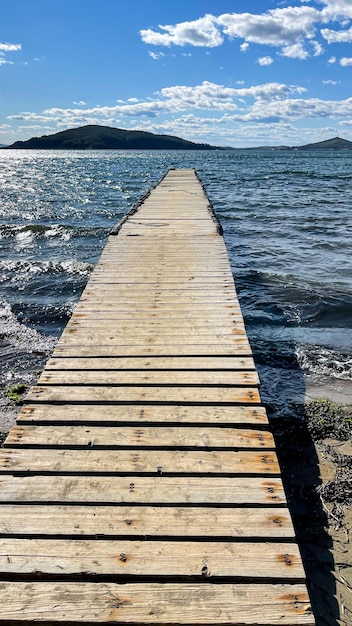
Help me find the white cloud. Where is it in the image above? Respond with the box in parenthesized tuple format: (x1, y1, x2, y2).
(0, 58, 13, 65)
(281, 42, 310, 59)
(311, 40, 324, 55)
(321, 25, 352, 42)
(340, 57, 352, 66)
(328, 55, 337, 63)
(6, 80, 308, 135)
(258, 56, 274, 66)
(148, 51, 165, 60)
(322, 79, 339, 84)
(0, 42, 21, 52)
(140, 14, 223, 47)
(73, 100, 87, 106)
(139, 3, 352, 62)
(218, 6, 320, 46)
(321, 0, 352, 21)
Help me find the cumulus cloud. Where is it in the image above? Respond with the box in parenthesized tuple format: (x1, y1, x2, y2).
(217, 6, 319, 46)
(140, 14, 223, 47)
(281, 42, 310, 59)
(321, 26, 352, 42)
(0, 42, 21, 51)
(229, 95, 352, 123)
(6, 80, 308, 134)
(321, 0, 352, 21)
(0, 42, 21, 67)
(139, 2, 352, 61)
(257, 56, 274, 66)
(340, 57, 352, 65)
(311, 40, 324, 55)
(73, 100, 87, 106)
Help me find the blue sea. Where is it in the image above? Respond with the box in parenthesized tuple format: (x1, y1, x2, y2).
(1, 149, 351, 416)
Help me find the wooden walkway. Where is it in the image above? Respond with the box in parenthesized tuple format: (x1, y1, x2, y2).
(0, 169, 314, 624)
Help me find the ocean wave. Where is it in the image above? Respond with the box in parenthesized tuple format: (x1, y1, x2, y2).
(0, 301, 56, 384)
(0, 259, 94, 280)
(0, 223, 109, 241)
(296, 345, 352, 381)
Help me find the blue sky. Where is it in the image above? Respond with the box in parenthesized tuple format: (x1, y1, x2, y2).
(2, 0, 352, 147)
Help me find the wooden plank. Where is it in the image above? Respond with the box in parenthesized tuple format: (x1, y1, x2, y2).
(45, 356, 256, 371)
(0, 449, 280, 475)
(0, 476, 287, 504)
(82, 281, 236, 289)
(89, 271, 234, 278)
(70, 312, 245, 321)
(86, 284, 235, 291)
(26, 385, 261, 404)
(0, 505, 295, 537)
(72, 310, 244, 319)
(38, 370, 259, 387)
(0, 582, 314, 624)
(58, 336, 250, 347)
(17, 404, 269, 425)
(66, 320, 247, 332)
(53, 344, 253, 356)
(5, 426, 273, 448)
(58, 334, 251, 346)
(0, 539, 305, 579)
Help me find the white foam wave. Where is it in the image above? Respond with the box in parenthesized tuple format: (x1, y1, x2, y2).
(296, 344, 352, 381)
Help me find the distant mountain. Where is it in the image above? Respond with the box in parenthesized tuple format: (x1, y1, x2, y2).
(3, 125, 219, 151)
(0, 144, 7, 148)
(297, 136, 352, 150)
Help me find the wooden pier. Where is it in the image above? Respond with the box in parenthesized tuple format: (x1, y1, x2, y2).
(0, 169, 314, 624)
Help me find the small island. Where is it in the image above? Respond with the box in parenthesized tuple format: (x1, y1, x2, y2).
(3, 125, 219, 151)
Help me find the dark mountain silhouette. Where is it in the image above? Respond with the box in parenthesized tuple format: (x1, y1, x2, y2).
(297, 136, 352, 150)
(3, 125, 219, 150)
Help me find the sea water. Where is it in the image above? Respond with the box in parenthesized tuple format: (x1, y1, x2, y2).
(0, 149, 351, 416)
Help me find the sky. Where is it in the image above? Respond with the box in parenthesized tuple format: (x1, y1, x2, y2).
(2, 0, 352, 147)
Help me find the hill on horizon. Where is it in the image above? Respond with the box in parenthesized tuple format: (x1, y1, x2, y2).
(297, 136, 352, 150)
(3, 127, 352, 151)
(3, 125, 219, 151)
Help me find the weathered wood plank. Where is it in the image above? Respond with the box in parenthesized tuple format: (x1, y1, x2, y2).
(0, 448, 280, 475)
(38, 370, 259, 387)
(0, 539, 305, 579)
(0, 505, 295, 537)
(0, 582, 314, 624)
(45, 356, 256, 371)
(4, 426, 273, 448)
(66, 320, 247, 333)
(0, 476, 286, 504)
(17, 404, 269, 425)
(69, 312, 245, 322)
(26, 385, 261, 404)
(53, 344, 253, 357)
(59, 331, 250, 344)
